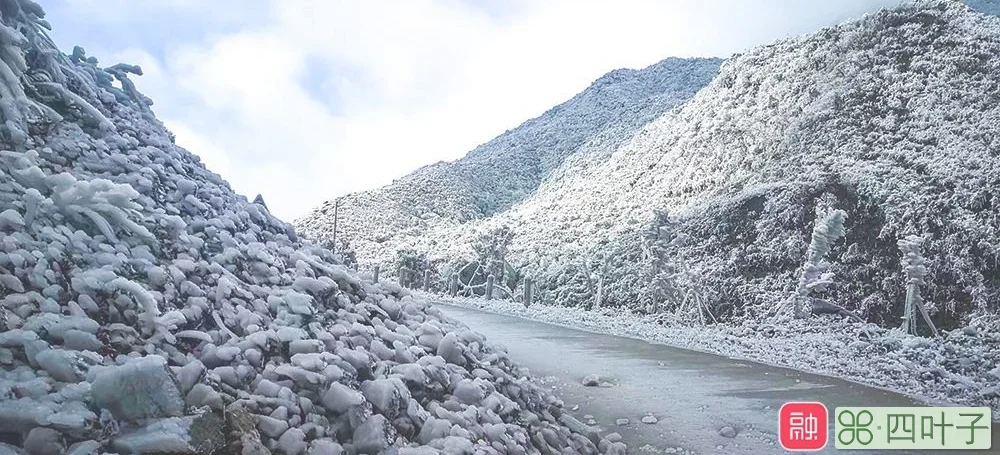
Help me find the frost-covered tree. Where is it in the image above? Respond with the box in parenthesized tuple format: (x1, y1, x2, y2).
(793, 209, 847, 319)
(394, 247, 435, 288)
(639, 210, 683, 314)
(320, 236, 357, 269)
(336, 239, 358, 270)
(898, 235, 939, 337)
(472, 225, 513, 278)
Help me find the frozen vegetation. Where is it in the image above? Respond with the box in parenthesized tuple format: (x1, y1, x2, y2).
(0, 1, 613, 453)
(297, 0, 1000, 415)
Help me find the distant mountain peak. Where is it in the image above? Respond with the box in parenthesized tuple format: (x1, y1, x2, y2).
(296, 56, 722, 263)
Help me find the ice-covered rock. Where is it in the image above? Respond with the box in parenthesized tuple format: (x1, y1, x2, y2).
(452, 378, 486, 405)
(90, 355, 184, 422)
(63, 441, 100, 455)
(34, 349, 82, 383)
(111, 412, 224, 454)
(321, 382, 365, 413)
(582, 375, 600, 387)
(21, 428, 63, 455)
(277, 428, 308, 455)
(256, 414, 289, 439)
(352, 414, 393, 454)
(605, 442, 628, 455)
(437, 332, 464, 365)
(308, 439, 343, 455)
(718, 426, 737, 438)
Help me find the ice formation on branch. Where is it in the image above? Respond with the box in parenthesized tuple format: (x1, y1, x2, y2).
(792, 209, 847, 319)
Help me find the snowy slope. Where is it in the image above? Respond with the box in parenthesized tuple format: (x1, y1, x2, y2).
(513, 0, 1000, 328)
(964, 0, 1000, 15)
(294, 58, 721, 267)
(392, 0, 1000, 333)
(0, 1, 613, 453)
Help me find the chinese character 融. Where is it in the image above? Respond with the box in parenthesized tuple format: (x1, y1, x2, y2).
(780, 402, 829, 451)
(789, 411, 821, 441)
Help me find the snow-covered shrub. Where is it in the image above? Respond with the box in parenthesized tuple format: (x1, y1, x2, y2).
(898, 234, 939, 337)
(471, 224, 513, 280)
(393, 247, 431, 288)
(638, 210, 683, 314)
(792, 209, 847, 318)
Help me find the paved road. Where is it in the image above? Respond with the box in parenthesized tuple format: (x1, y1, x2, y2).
(433, 304, 999, 455)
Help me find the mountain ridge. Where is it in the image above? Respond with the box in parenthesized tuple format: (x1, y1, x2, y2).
(295, 56, 722, 264)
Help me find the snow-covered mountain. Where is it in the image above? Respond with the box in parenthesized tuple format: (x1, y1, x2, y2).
(323, 0, 1000, 333)
(294, 57, 722, 267)
(491, 0, 1000, 329)
(0, 1, 611, 453)
(964, 0, 1000, 15)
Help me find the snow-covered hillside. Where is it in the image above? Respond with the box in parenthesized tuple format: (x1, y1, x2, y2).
(0, 1, 614, 453)
(482, 0, 1000, 329)
(339, 0, 1000, 336)
(294, 58, 721, 268)
(964, 0, 1000, 15)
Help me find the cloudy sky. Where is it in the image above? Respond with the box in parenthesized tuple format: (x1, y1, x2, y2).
(42, 0, 902, 221)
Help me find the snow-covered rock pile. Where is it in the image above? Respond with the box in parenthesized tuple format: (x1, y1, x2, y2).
(295, 58, 722, 269)
(0, 1, 610, 453)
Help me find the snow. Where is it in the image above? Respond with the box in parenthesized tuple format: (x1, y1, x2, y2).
(296, 57, 723, 275)
(89, 355, 185, 422)
(6, 0, 997, 452)
(320, 382, 365, 414)
(442, 294, 1000, 419)
(296, 0, 1000, 421)
(0, 10, 608, 447)
(300, 1, 1000, 338)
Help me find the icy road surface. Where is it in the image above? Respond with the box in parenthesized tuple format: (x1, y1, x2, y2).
(434, 303, 999, 455)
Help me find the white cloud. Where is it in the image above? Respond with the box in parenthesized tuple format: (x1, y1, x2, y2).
(43, 0, 902, 220)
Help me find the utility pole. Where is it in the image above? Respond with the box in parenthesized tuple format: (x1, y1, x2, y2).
(331, 198, 340, 255)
